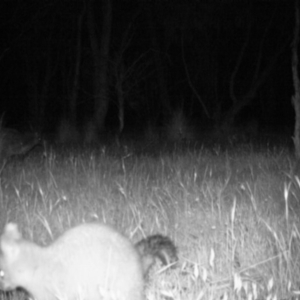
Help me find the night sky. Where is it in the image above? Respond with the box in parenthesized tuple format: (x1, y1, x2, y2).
(0, 0, 295, 138)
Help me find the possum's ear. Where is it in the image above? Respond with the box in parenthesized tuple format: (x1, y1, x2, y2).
(0, 224, 22, 260)
(2, 224, 22, 242)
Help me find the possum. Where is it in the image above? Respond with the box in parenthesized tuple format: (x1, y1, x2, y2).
(0, 222, 177, 300)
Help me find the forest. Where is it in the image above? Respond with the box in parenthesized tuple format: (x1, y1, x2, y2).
(0, 0, 294, 143)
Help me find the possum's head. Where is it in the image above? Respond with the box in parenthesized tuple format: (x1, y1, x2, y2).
(0, 223, 28, 291)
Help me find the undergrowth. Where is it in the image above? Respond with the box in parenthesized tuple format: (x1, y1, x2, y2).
(0, 141, 299, 300)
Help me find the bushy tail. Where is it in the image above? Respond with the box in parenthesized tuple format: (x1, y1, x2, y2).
(135, 234, 177, 276)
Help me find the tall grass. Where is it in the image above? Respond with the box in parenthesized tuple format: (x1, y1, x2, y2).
(0, 141, 299, 300)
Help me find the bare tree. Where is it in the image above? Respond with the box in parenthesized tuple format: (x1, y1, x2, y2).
(24, 36, 58, 130)
(87, 0, 112, 134)
(220, 5, 289, 132)
(292, 1, 300, 158)
(112, 7, 153, 134)
(145, 3, 171, 118)
(69, 7, 85, 126)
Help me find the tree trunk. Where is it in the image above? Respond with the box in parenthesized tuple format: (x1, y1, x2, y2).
(221, 9, 289, 132)
(69, 11, 84, 126)
(146, 3, 171, 119)
(292, 1, 300, 158)
(87, 0, 112, 133)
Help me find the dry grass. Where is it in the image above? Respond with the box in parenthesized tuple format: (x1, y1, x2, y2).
(0, 142, 299, 300)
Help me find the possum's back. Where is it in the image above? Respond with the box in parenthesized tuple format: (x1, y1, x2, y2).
(40, 223, 144, 300)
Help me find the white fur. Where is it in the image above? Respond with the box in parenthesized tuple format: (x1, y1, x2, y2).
(0, 223, 144, 300)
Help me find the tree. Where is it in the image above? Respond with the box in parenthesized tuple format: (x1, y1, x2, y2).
(87, 0, 112, 134)
(292, 0, 300, 158)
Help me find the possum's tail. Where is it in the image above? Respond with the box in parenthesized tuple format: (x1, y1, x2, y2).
(135, 234, 178, 276)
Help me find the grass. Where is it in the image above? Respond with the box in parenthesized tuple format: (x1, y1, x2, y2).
(0, 139, 300, 300)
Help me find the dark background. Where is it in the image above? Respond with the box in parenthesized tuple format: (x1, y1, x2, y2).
(0, 0, 295, 139)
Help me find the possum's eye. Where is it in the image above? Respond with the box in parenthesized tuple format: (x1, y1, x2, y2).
(0, 269, 4, 280)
